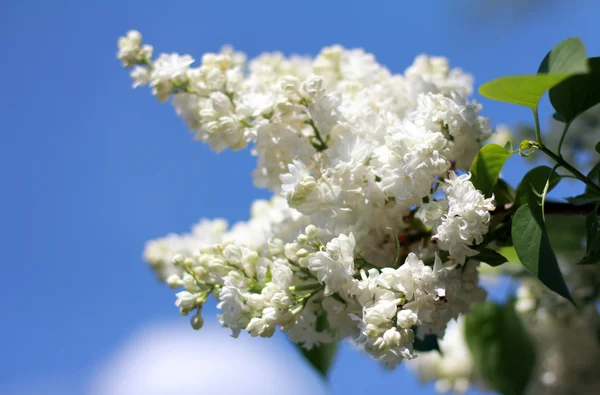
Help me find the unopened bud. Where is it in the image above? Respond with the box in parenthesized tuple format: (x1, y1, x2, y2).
(305, 225, 318, 238)
(172, 254, 186, 267)
(166, 274, 182, 289)
(297, 234, 309, 244)
(191, 314, 204, 330)
(296, 248, 309, 258)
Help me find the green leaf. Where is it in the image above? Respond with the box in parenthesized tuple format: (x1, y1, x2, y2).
(565, 192, 600, 205)
(470, 144, 512, 197)
(297, 342, 338, 379)
(585, 209, 599, 254)
(545, 215, 587, 258)
(596, 142, 600, 154)
(479, 74, 571, 109)
(413, 333, 440, 352)
(492, 178, 516, 207)
(538, 37, 588, 75)
(480, 38, 588, 110)
(586, 161, 600, 195)
(512, 203, 574, 303)
(576, 208, 600, 265)
(294, 310, 337, 378)
(465, 301, 536, 395)
(474, 248, 509, 267)
(515, 166, 560, 207)
(549, 57, 600, 123)
(553, 112, 566, 123)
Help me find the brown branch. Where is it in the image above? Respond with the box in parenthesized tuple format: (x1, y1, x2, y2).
(544, 201, 598, 216)
(494, 201, 598, 216)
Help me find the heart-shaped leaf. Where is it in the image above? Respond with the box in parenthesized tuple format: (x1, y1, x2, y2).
(549, 57, 600, 123)
(479, 74, 571, 109)
(470, 144, 512, 197)
(515, 166, 561, 208)
(296, 341, 338, 378)
(480, 37, 588, 110)
(474, 248, 509, 267)
(294, 310, 338, 378)
(538, 37, 588, 74)
(465, 301, 536, 395)
(565, 192, 600, 206)
(512, 202, 574, 303)
(413, 333, 440, 352)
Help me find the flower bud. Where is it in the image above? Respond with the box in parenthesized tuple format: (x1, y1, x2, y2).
(296, 248, 309, 258)
(166, 274, 182, 289)
(297, 234, 309, 244)
(223, 244, 242, 264)
(302, 75, 324, 98)
(172, 254, 186, 267)
(191, 314, 204, 330)
(183, 257, 195, 269)
(268, 238, 284, 256)
(305, 225, 318, 238)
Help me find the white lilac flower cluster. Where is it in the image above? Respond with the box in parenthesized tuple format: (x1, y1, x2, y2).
(118, 30, 494, 369)
(409, 266, 600, 394)
(407, 317, 480, 393)
(515, 273, 600, 395)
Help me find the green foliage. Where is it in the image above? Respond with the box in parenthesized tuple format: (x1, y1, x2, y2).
(412, 333, 440, 352)
(586, 161, 600, 193)
(480, 37, 588, 110)
(515, 166, 560, 207)
(578, 208, 600, 265)
(492, 179, 516, 207)
(565, 161, 600, 203)
(545, 215, 587, 258)
(470, 144, 512, 197)
(295, 310, 338, 378)
(297, 342, 338, 379)
(565, 192, 600, 205)
(465, 301, 536, 395)
(549, 57, 600, 123)
(474, 248, 509, 267)
(512, 195, 574, 303)
(537, 37, 587, 75)
(479, 74, 571, 109)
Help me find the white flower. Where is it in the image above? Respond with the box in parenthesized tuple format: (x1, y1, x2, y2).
(308, 233, 356, 296)
(407, 317, 474, 393)
(432, 172, 495, 264)
(117, 30, 152, 67)
(120, 31, 497, 371)
(130, 65, 151, 88)
(397, 309, 418, 329)
(280, 160, 318, 208)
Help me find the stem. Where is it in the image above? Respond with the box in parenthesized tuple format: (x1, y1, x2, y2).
(541, 164, 560, 222)
(142, 57, 154, 69)
(531, 108, 600, 194)
(533, 109, 543, 146)
(538, 145, 600, 194)
(557, 120, 573, 158)
(305, 119, 328, 152)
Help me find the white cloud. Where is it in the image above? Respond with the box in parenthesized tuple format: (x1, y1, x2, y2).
(87, 319, 328, 395)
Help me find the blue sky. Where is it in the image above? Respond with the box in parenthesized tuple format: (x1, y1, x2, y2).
(1, 0, 599, 393)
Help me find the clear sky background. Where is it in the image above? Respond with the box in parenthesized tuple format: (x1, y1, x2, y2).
(1, 0, 599, 394)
